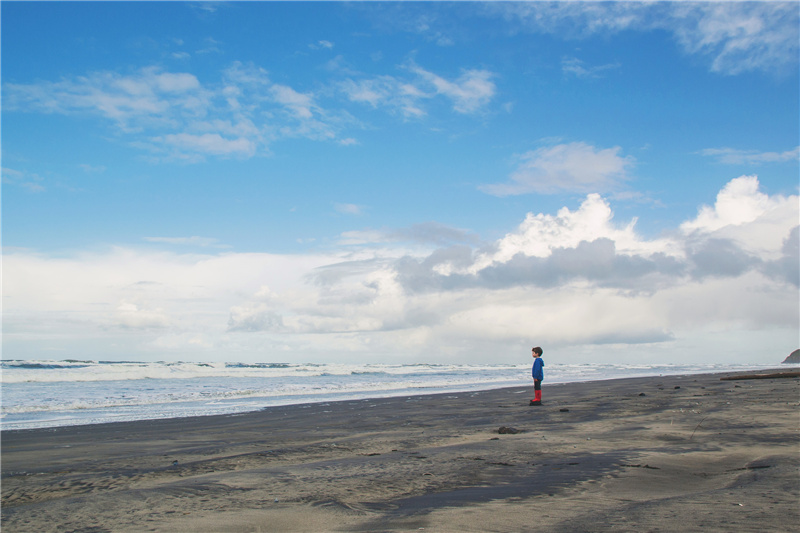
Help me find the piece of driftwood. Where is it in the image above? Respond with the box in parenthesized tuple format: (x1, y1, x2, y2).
(720, 371, 800, 381)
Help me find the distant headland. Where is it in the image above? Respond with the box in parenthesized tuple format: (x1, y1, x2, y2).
(782, 349, 800, 364)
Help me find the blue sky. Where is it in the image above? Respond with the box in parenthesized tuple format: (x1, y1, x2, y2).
(3, 1, 798, 365)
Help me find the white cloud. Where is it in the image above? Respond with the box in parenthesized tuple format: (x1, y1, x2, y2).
(681, 175, 778, 233)
(153, 72, 201, 92)
(700, 146, 800, 165)
(340, 76, 398, 107)
(156, 132, 256, 158)
(561, 57, 621, 78)
(337, 230, 389, 246)
(671, 2, 799, 75)
(79, 164, 107, 173)
(680, 175, 798, 260)
(310, 40, 334, 50)
(336, 222, 479, 249)
(4, 177, 797, 364)
(493, 2, 799, 76)
(409, 65, 496, 114)
(144, 236, 226, 247)
(339, 62, 496, 119)
(3, 67, 205, 129)
(2, 167, 46, 193)
(271, 84, 315, 119)
(334, 203, 364, 216)
(115, 300, 172, 330)
(222, 61, 270, 86)
(5, 57, 498, 161)
(481, 142, 635, 196)
(2, 63, 336, 161)
(339, 75, 427, 119)
(475, 193, 678, 269)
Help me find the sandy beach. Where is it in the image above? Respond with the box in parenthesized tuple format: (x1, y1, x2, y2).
(2, 370, 798, 532)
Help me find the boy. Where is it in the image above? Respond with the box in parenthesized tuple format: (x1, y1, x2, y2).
(530, 347, 544, 406)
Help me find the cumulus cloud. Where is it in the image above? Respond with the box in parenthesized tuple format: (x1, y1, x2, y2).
(481, 142, 635, 196)
(3, 176, 797, 363)
(761, 226, 800, 287)
(681, 175, 773, 233)
(395, 238, 684, 294)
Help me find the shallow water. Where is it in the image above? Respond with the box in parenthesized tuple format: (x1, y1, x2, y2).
(0, 360, 777, 430)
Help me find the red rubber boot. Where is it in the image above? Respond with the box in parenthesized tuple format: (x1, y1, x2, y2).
(530, 390, 542, 405)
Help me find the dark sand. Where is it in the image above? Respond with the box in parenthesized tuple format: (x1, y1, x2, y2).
(2, 370, 798, 532)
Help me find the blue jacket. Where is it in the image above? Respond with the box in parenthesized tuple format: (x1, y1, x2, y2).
(532, 358, 544, 381)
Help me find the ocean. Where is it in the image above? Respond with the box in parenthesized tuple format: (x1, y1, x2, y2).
(0, 360, 778, 430)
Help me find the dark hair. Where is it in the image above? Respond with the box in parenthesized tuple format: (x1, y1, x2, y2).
(532, 346, 543, 356)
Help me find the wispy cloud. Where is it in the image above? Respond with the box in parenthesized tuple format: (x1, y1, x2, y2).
(481, 142, 635, 196)
(337, 222, 479, 247)
(2, 167, 46, 193)
(271, 84, 315, 119)
(339, 75, 427, 119)
(189, 2, 224, 15)
(492, 2, 799, 76)
(699, 146, 800, 165)
(154, 132, 256, 159)
(334, 203, 364, 216)
(671, 2, 799, 76)
(2, 62, 332, 161)
(5, 59, 494, 161)
(144, 236, 228, 248)
(309, 40, 334, 50)
(561, 57, 621, 78)
(338, 62, 496, 119)
(79, 164, 107, 174)
(408, 64, 496, 114)
(3, 66, 209, 132)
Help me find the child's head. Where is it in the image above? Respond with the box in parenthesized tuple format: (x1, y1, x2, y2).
(532, 346, 543, 358)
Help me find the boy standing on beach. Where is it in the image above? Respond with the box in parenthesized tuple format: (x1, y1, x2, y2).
(530, 347, 544, 406)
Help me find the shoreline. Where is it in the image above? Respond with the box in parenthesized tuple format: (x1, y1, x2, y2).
(3, 369, 798, 532)
(3, 365, 792, 433)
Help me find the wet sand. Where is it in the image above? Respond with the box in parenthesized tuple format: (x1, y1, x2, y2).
(2, 370, 798, 532)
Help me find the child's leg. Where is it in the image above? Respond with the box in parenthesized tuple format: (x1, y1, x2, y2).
(534, 379, 542, 402)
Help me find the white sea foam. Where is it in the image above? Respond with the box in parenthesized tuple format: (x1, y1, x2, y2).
(1, 360, 509, 383)
(0, 360, 778, 430)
